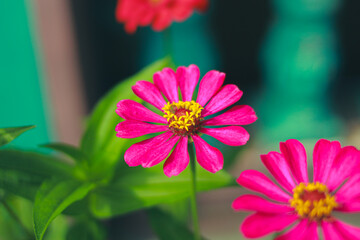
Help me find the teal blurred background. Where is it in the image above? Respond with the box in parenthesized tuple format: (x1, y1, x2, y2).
(1, 0, 360, 239)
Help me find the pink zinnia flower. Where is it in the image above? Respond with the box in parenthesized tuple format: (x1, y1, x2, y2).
(115, 65, 257, 177)
(233, 139, 360, 239)
(116, 0, 208, 33)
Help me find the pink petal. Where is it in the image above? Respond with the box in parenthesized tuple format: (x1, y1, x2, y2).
(152, 10, 172, 31)
(280, 139, 309, 184)
(192, 134, 223, 173)
(196, 70, 225, 106)
(116, 99, 167, 123)
(241, 212, 298, 238)
(176, 65, 200, 102)
(232, 194, 293, 213)
(313, 139, 341, 183)
(202, 105, 257, 126)
(237, 170, 292, 203)
(115, 120, 168, 138)
(330, 220, 360, 240)
(322, 221, 344, 240)
(153, 68, 179, 103)
(261, 152, 296, 193)
(202, 84, 243, 117)
(163, 137, 189, 177)
(132, 81, 166, 110)
(275, 220, 309, 240)
(302, 221, 319, 240)
(335, 173, 360, 202)
(200, 126, 249, 146)
(326, 146, 360, 191)
(336, 198, 360, 212)
(124, 132, 174, 167)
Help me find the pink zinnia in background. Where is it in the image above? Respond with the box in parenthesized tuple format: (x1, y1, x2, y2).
(116, 64, 257, 177)
(233, 139, 360, 239)
(116, 0, 208, 33)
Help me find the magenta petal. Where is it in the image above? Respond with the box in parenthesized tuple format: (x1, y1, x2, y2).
(237, 170, 292, 203)
(153, 68, 179, 103)
(192, 134, 223, 173)
(322, 221, 347, 240)
(275, 220, 308, 240)
(116, 100, 167, 124)
(132, 81, 167, 110)
(313, 139, 341, 183)
(163, 137, 189, 177)
(124, 132, 174, 167)
(196, 70, 225, 106)
(241, 213, 298, 239)
(335, 173, 360, 202)
(202, 84, 243, 117)
(202, 105, 257, 126)
(326, 146, 360, 191)
(232, 194, 293, 213)
(336, 198, 360, 212)
(261, 152, 296, 193)
(330, 220, 360, 240)
(200, 126, 249, 146)
(280, 139, 309, 184)
(115, 120, 168, 138)
(176, 65, 200, 102)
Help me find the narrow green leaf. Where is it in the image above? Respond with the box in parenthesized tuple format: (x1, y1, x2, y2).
(0, 125, 35, 147)
(89, 164, 233, 218)
(41, 143, 88, 164)
(80, 57, 171, 176)
(147, 207, 207, 240)
(33, 179, 94, 240)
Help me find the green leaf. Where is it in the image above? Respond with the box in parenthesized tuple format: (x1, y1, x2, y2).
(89, 164, 233, 218)
(0, 125, 35, 147)
(80, 57, 171, 177)
(41, 143, 88, 164)
(0, 149, 74, 199)
(66, 219, 106, 240)
(147, 207, 206, 240)
(33, 179, 94, 240)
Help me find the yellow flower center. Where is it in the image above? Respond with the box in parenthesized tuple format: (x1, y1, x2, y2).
(290, 182, 338, 221)
(162, 101, 203, 136)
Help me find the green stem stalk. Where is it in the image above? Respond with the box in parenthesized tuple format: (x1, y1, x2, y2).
(188, 143, 201, 240)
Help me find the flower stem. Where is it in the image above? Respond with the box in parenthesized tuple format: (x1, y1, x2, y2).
(188, 143, 201, 240)
(163, 28, 174, 61)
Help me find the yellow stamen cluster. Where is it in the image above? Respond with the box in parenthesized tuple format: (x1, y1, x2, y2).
(290, 182, 338, 220)
(162, 101, 203, 135)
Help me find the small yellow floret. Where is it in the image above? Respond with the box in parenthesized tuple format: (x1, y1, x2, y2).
(290, 182, 338, 220)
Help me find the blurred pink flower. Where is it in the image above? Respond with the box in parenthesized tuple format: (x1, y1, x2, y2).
(116, 65, 257, 176)
(233, 139, 360, 239)
(116, 0, 208, 33)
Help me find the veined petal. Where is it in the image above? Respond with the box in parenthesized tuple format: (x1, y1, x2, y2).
(176, 65, 200, 102)
(124, 132, 173, 167)
(313, 139, 341, 183)
(322, 221, 352, 240)
(116, 99, 167, 123)
(275, 220, 309, 240)
(232, 194, 293, 213)
(192, 134, 223, 173)
(336, 198, 360, 213)
(202, 84, 243, 117)
(237, 170, 292, 203)
(280, 139, 309, 184)
(202, 105, 257, 126)
(335, 173, 360, 202)
(241, 212, 298, 239)
(163, 137, 189, 177)
(196, 70, 225, 106)
(153, 67, 179, 103)
(302, 221, 319, 240)
(115, 120, 168, 138)
(132, 80, 167, 110)
(200, 126, 249, 146)
(330, 220, 360, 240)
(326, 146, 360, 191)
(261, 152, 296, 193)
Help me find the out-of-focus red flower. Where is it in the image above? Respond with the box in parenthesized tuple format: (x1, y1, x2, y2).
(116, 0, 208, 34)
